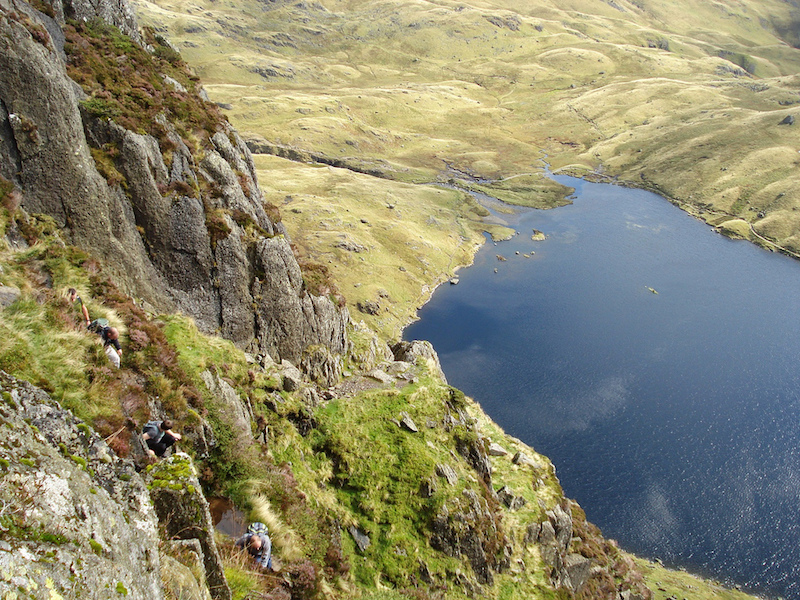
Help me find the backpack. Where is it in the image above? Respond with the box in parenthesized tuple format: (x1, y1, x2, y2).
(247, 522, 269, 537)
(88, 318, 109, 333)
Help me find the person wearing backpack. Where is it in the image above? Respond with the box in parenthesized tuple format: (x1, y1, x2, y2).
(70, 288, 123, 368)
(142, 419, 182, 458)
(236, 522, 273, 570)
(99, 325, 122, 368)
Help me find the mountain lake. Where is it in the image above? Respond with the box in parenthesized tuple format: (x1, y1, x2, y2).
(404, 174, 800, 600)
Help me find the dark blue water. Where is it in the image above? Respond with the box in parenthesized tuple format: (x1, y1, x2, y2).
(404, 176, 800, 599)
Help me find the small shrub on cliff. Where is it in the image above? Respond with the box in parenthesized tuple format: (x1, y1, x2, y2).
(205, 209, 232, 248)
(80, 97, 120, 120)
(0, 177, 18, 213)
(284, 560, 320, 600)
(6, 10, 51, 48)
(296, 258, 346, 307)
(89, 146, 126, 187)
(264, 202, 282, 225)
(64, 20, 225, 156)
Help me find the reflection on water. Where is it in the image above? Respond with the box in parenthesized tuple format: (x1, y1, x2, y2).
(208, 497, 247, 538)
(405, 176, 800, 599)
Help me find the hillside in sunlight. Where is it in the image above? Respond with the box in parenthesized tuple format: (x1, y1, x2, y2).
(132, 0, 800, 336)
(0, 0, 780, 597)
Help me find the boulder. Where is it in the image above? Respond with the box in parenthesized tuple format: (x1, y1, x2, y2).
(280, 361, 304, 392)
(487, 442, 508, 456)
(391, 340, 447, 384)
(399, 411, 419, 432)
(436, 464, 459, 485)
(496, 486, 527, 510)
(0, 285, 20, 308)
(349, 526, 370, 553)
(563, 553, 592, 593)
(366, 369, 393, 384)
(512, 450, 539, 468)
(524, 522, 542, 545)
(357, 299, 381, 315)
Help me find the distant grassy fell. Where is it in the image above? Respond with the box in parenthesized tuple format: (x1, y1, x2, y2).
(133, 0, 800, 318)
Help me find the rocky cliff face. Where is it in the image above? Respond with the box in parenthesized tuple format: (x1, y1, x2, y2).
(0, 0, 347, 365)
(0, 372, 162, 599)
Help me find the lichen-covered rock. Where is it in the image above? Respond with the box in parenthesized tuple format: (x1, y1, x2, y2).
(253, 237, 349, 363)
(300, 344, 342, 387)
(162, 539, 213, 600)
(430, 489, 509, 587)
(201, 369, 253, 444)
(391, 340, 447, 384)
(348, 321, 394, 373)
(162, 555, 211, 600)
(146, 453, 231, 600)
(0, 372, 162, 599)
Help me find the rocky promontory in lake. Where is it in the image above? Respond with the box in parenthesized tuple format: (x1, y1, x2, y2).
(0, 0, 776, 598)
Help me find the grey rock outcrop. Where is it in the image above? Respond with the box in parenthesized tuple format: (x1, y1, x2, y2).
(201, 369, 253, 443)
(0, 0, 349, 366)
(532, 501, 593, 594)
(300, 344, 342, 388)
(147, 453, 231, 600)
(162, 554, 212, 600)
(392, 340, 447, 384)
(456, 434, 492, 487)
(347, 320, 394, 372)
(430, 489, 509, 586)
(435, 463, 459, 485)
(349, 526, 371, 553)
(0, 372, 162, 599)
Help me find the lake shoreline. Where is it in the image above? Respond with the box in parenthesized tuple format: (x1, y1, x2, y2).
(404, 175, 800, 599)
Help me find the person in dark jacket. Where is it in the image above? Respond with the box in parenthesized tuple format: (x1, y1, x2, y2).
(100, 326, 122, 368)
(142, 419, 181, 457)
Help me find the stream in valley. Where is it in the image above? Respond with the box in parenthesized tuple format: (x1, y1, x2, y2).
(404, 175, 800, 599)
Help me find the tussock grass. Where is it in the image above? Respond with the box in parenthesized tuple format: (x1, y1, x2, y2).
(246, 492, 304, 562)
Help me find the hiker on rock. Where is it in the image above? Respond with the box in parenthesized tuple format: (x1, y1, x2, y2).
(142, 419, 181, 458)
(236, 522, 273, 570)
(68, 288, 91, 327)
